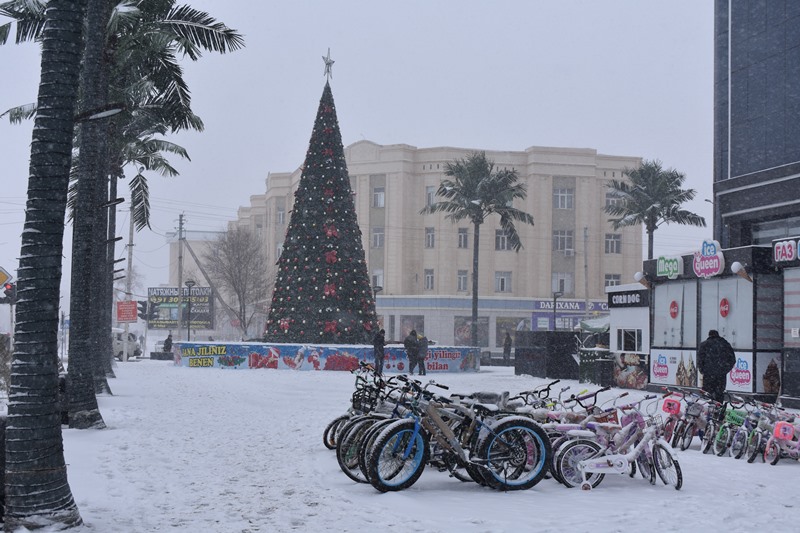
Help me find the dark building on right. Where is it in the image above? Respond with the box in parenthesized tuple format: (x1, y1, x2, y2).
(713, 1, 800, 245)
(711, 1, 800, 399)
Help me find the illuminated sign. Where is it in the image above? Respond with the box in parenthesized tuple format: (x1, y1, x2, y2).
(656, 256, 684, 279)
(692, 239, 725, 278)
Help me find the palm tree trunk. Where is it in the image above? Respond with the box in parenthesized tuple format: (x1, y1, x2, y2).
(4, 0, 86, 528)
(67, 0, 113, 428)
(471, 222, 481, 348)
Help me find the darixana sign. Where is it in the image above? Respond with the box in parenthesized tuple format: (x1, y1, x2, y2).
(692, 239, 725, 278)
(656, 256, 683, 279)
(773, 238, 799, 263)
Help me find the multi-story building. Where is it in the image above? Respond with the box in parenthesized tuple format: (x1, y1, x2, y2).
(224, 141, 642, 354)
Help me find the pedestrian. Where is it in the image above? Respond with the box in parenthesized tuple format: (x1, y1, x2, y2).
(163, 333, 173, 354)
(697, 329, 736, 404)
(372, 328, 386, 375)
(503, 331, 512, 364)
(404, 329, 420, 375)
(417, 333, 429, 376)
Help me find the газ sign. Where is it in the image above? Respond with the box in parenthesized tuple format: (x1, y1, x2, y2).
(773, 238, 799, 263)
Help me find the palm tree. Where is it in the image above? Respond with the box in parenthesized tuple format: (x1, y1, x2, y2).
(420, 152, 534, 348)
(604, 159, 706, 260)
(4, 0, 85, 528)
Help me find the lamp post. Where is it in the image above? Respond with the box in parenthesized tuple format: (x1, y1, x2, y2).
(184, 279, 196, 342)
(552, 291, 563, 331)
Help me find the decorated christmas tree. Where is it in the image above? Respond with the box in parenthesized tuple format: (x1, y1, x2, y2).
(264, 74, 377, 344)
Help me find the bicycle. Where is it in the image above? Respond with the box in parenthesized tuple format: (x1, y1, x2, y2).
(365, 376, 551, 492)
(323, 361, 384, 449)
(557, 395, 682, 491)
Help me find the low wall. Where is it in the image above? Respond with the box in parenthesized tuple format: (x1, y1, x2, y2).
(174, 342, 481, 373)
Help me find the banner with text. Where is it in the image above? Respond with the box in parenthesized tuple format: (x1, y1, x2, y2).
(147, 287, 214, 330)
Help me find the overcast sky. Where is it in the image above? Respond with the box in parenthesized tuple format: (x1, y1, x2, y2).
(0, 0, 714, 321)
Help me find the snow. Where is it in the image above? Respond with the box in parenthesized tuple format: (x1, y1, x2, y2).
(18, 362, 800, 532)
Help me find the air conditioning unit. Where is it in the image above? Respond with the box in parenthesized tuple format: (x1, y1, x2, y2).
(564, 249, 574, 257)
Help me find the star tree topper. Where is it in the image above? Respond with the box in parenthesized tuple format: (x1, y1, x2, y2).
(322, 48, 334, 80)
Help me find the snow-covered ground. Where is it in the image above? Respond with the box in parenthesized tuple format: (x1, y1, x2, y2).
(21, 362, 800, 532)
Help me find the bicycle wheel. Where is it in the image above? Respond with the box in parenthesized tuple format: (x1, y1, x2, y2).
(663, 417, 677, 444)
(367, 419, 429, 492)
(713, 425, 732, 457)
(554, 439, 604, 489)
(678, 421, 695, 451)
(548, 435, 570, 486)
(670, 420, 685, 448)
(358, 418, 397, 483)
(653, 442, 683, 490)
(701, 420, 718, 454)
(746, 431, 764, 464)
(477, 418, 551, 491)
(636, 447, 655, 484)
(730, 428, 748, 459)
(764, 438, 781, 466)
(337, 418, 378, 483)
(323, 414, 350, 450)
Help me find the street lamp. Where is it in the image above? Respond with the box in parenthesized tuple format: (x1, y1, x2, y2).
(184, 279, 196, 341)
(552, 291, 563, 331)
(372, 285, 383, 299)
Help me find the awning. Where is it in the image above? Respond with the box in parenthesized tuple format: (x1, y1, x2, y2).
(578, 315, 610, 333)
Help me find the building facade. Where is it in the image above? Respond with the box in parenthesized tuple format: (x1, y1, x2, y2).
(223, 141, 642, 354)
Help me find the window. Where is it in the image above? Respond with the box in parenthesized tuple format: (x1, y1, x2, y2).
(424, 269, 434, 290)
(604, 274, 622, 287)
(426, 186, 436, 207)
(495, 230, 511, 250)
(457, 270, 468, 291)
(552, 272, 573, 294)
(371, 227, 384, 248)
(605, 191, 621, 208)
(617, 328, 643, 352)
(552, 230, 574, 253)
(425, 227, 435, 248)
(372, 269, 384, 288)
(553, 188, 574, 209)
(276, 208, 285, 225)
(605, 233, 622, 254)
(458, 228, 469, 249)
(495, 271, 512, 293)
(372, 187, 385, 208)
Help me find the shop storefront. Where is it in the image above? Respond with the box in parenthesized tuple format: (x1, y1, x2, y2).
(641, 240, 784, 399)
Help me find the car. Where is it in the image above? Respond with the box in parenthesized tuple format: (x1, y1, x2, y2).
(113, 329, 142, 361)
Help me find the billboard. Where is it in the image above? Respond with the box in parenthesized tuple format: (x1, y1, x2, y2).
(147, 287, 214, 330)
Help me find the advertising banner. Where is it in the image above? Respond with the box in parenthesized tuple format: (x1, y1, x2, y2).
(147, 287, 214, 330)
(726, 352, 754, 392)
(650, 349, 698, 387)
(174, 342, 481, 373)
(116, 301, 138, 323)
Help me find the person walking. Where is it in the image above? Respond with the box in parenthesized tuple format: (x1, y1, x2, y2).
(163, 333, 173, 354)
(372, 329, 386, 375)
(697, 329, 736, 404)
(404, 329, 420, 375)
(503, 331, 512, 364)
(417, 333, 429, 376)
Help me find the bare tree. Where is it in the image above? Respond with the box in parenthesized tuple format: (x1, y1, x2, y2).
(202, 228, 268, 338)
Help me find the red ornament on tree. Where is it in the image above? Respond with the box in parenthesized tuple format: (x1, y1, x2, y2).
(323, 283, 337, 297)
(325, 250, 338, 264)
(324, 321, 338, 333)
(323, 224, 338, 238)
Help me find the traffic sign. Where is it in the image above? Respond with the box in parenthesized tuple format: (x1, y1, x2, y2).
(0, 267, 10, 287)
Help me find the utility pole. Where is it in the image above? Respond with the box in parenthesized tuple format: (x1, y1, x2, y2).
(177, 213, 184, 340)
(123, 208, 135, 361)
(583, 226, 589, 320)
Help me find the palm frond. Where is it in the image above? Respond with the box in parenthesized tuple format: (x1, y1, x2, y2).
(162, 5, 245, 60)
(129, 171, 151, 230)
(0, 102, 36, 123)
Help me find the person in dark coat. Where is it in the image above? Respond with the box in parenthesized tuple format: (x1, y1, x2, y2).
(503, 332, 512, 364)
(697, 329, 736, 403)
(163, 334, 173, 354)
(372, 329, 386, 375)
(404, 329, 421, 375)
(417, 333, 429, 376)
